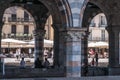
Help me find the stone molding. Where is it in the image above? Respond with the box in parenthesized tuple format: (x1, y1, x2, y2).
(33, 29, 46, 38)
(60, 28, 87, 41)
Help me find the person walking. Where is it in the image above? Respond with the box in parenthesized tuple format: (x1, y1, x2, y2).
(91, 58, 95, 66)
(43, 58, 50, 68)
(20, 57, 25, 69)
(34, 57, 44, 68)
(95, 52, 98, 66)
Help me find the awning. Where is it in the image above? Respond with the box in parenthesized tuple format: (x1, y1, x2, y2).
(88, 41, 108, 48)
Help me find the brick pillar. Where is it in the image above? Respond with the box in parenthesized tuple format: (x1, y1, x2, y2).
(61, 28, 86, 77)
(33, 29, 45, 66)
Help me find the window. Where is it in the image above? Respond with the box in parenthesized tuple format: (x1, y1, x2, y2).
(24, 25, 29, 34)
(101, 30, 105, 41)
(99, 15, 106, 27)
(11, 25, 16, 34)
(88, 30, 92, 41)
(24, 11, 29, 21)
(11, 14, 16, 22)
(90, 20, 95, 27)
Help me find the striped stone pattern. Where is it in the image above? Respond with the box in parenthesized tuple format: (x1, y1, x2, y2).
(56, 0, 71, 27)
(68, 0, 84, 27)
(67, 42, 81, 77)
(65, 31, 82, 77)
(34, 37, 44, 59)
(66, 42, 82, 77)
(34, 30, 45, 60)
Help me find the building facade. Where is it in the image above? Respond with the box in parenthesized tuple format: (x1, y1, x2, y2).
(2, 6, 53, 41)
(89, 13, 108, 42)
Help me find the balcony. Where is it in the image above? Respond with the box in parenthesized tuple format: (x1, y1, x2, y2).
(7, 17, 34, 23)
(88, 37, 108, 42)
(5, 33, 33, 40)
(98, 23, 107, 27)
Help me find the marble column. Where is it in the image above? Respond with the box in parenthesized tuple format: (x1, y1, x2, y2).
(61, 28, 86, 77)
(33, 29, 45, 67)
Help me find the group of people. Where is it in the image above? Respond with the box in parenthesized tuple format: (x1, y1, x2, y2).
(34, 57, 50, 68)
(90, 52, 98, 66)
(19, 57, 50, 69)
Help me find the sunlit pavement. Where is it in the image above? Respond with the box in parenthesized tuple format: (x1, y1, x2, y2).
(4, 58, 53, 63)
(4, 58, 108, 67)
(4, 58, 108, 63)
(4, 58, 34, 63)
(1, 58, 119, 80)
(4, 58, 53, 68)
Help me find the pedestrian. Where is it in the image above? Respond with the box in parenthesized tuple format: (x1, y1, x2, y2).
(20, 57, 25, 69)
(91, 58, 95, 66)
(83, 60, 88, 76)
(95, 52, 98, 66)
(34, 57, 43, 68)
(43, 58, 50, 68)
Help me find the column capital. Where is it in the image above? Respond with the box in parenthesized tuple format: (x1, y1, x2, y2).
(60, 28, 87, 41)
(33, 29, 46, 37)
(52, 23, 63, 31)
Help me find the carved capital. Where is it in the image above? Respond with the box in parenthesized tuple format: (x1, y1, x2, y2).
(33, 29, 46, 38)
(60, 28, 86, 41)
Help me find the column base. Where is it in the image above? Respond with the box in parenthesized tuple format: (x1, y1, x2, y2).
(109, 67, 120, 75)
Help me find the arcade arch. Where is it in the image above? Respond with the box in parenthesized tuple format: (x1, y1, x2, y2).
(88, 13, 108, 66)
(0, 0, 73, 77)
(81, 2, 109, 76)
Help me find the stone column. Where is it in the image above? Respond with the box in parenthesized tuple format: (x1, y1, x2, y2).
(81, 30, 90, 76)
(33, 29, 45, 67)
(0, 22, 4, 72)
(61, 28, 86, 77)
(106, 25, 120, 75)
(52, 24, 60, 67)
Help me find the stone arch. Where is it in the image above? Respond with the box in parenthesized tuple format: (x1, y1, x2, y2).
(2, 0, 73, 29)
(81, 1, 110, 76)
(80, 0, 120, 76)
(0, 0, 74, 77)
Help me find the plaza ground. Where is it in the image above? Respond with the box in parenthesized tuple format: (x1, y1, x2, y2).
(4, 57, 108, 67)
(0, 58, 109, 79)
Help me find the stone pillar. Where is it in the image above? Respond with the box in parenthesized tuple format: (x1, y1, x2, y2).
(61, 28, 86, 77)
(0, 22, 4, 62)
(106, 25, 120, 75)
(53, 30, 60, 67)
(0, 22, 4, 73)
(52, 24, 60, 67)
(81, 30, 90, 76)
(33, 29, 45, 66)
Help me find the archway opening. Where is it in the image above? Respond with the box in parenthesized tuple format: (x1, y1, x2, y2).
(0, 0, 69, 77)
(88, 13, 108, 67)
(82, 2, 109, 76)
(2, 6, 54, 69)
